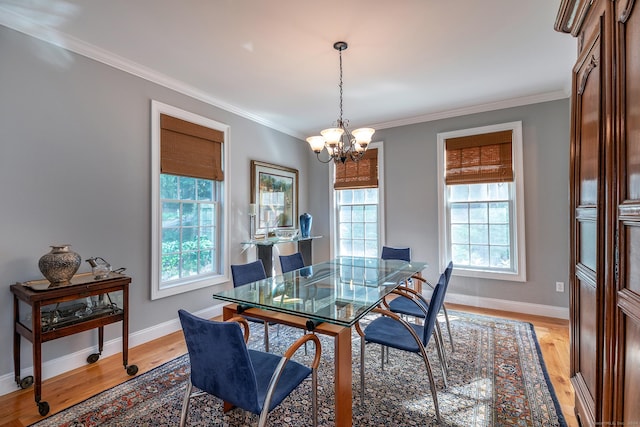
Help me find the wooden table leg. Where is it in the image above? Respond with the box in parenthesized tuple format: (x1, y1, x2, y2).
(334, 326, 353, 427)
(221, 303, 354, 426)
(222, 305, 235, 413)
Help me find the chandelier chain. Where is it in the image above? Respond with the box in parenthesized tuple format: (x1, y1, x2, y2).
(338, 47, 344, 125)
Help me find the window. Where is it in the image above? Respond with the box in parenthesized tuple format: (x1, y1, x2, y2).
(331, 144, 385, 258)
(160, 175, 217, 281)
(151, 101, 229, 299)
(337, 188, 379, 257)
(437, 122, 526, 281)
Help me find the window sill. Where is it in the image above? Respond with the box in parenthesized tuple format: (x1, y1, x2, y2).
(151, 274, 228, 300)
(452, 266, 526, 282)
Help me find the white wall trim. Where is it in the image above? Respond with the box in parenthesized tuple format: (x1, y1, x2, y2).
(0, 293, 568, 396)
(371, 91, 569, 130)
(446, 292, 569, 320)
(0, 303, 225, 397)
(0, 8, 302, 140)
(150, 100, 231, 299)
(0, 7, 569, 140)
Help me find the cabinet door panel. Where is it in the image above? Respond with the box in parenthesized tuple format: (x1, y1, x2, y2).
(622, 0, 640, 199)
(571, 14, 605, 424)
(622, 315, 640, 422)
(617, 0, 640, 424)
(627, 227, 640, 295)
(578, 277, 598, 397)
(579, 220, 598, 270)
(577, 54, 601, 206)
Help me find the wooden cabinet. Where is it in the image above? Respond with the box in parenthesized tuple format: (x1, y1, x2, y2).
(556, 1, 640, 425)
(11, 273, 138, 416)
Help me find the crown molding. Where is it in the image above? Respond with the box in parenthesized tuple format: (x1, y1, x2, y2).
(0, 6, 570, 141)
(0, 8, 303, 139)
(369, 90, 571, 131)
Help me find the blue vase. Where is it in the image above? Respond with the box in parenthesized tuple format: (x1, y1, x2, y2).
(300, 213, 312, 238)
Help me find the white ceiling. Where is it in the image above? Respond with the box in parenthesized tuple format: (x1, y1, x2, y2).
(0, 0, 576, 139)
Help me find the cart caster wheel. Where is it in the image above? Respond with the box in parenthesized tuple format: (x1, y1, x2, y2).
(38, 401, 50, 416)
(87, 353, 100, 364)
(126, 364, 138, 376)
(19, 376, 34, 389)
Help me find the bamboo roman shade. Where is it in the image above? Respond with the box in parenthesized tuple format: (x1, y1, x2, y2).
(445, 130, 513, 185)
(334, 148, 378, 189)
(160, 113, 224, 181)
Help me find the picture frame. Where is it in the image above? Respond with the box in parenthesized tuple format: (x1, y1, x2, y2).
(250, 160, 298, 236)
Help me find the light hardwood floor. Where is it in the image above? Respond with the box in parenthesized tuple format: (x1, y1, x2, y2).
(0, 305, 576, 426)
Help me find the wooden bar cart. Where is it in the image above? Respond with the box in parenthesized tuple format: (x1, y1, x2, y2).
(10, 272, 137, 416)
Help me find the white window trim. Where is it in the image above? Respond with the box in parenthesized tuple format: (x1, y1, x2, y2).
(329, 141, 385, 259)
(150, 100, 230, 300)
(437, 121, 526, 282)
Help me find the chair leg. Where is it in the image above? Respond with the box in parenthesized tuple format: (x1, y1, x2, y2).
(303, 329, 308, 356)
(179, 379, 193, 427)
(433, 323, 449, 389)
(312, 368, 318, 427)
(442, 304, 455, 352)
(420, 352, 442, 423)
(360, 337, 366, 401)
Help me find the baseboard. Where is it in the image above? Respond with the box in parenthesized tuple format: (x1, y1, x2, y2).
(446, 292, 570, 320)
(0, 295, 568, 397)
(0, 303, 224, 397)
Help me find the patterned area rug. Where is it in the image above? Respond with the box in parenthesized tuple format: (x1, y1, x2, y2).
(30, 311, 567, 426)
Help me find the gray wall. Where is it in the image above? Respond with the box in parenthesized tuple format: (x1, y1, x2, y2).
(0, 27, 310, 377)
(309, 99, 571, 309)
(0, 24, 570, 385)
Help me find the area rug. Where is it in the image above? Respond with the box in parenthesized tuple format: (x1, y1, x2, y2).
(30, 311, 567, 426)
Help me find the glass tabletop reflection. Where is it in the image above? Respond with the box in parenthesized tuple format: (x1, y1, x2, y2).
(213, 256, 427, 327)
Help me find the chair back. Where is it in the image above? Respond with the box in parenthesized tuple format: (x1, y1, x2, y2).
(231, 260, 267, 287)
(443, 261, 453, 285)
(279, 252, 305, 273)
(381, 246, 411, 262)
(178, 310, 262, 413)
(421, 272, 447, 344)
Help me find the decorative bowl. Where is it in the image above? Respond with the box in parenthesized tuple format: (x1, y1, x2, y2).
(275, 228, 299, 241)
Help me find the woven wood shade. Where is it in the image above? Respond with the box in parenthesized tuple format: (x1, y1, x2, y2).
(334, 148, 378, 189)
(160, 113, 224, 181)
(445, 130, 513, 185)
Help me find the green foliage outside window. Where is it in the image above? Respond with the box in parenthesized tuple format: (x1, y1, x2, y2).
(160, 173, 217, 283)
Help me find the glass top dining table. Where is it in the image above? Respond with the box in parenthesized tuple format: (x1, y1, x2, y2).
(213, 256, 427, 328)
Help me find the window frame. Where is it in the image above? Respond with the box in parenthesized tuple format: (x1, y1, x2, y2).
(437, 121, 526, 282)
(151, 100, 230, 300)
(329, 141, 385, 259)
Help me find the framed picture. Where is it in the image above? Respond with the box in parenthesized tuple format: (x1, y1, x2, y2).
(250, 160, 298, 235)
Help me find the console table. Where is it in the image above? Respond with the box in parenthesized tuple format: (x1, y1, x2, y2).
(242, 236, 321, 276)
(10, 272, 138, 416)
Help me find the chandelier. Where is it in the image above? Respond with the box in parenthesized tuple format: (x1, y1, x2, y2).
(306, 41, 375, 164)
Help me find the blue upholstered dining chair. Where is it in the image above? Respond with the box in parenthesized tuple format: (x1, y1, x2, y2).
(279, 252, 305, 273)
(381, 246, 411, 262)
(381, 245, 455, 352)
(178, 310, 321, 427)
(355, 272, 449, 424)
(231, 260, 273, 352)
(278, 252, 314, 354)
(380, 246, 412, 289)
(387, 261, 455, 352)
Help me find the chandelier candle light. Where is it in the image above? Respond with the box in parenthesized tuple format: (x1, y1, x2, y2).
(307, 41, 375, 163)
